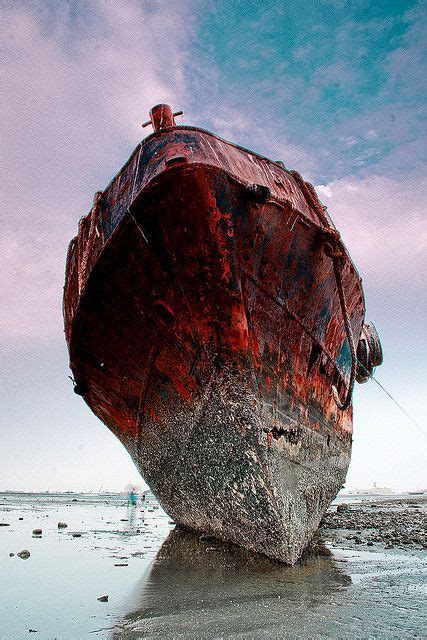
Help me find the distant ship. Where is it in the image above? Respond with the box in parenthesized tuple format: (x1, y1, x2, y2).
(346, 483, 394, 496)
(63, 104, 383, 564)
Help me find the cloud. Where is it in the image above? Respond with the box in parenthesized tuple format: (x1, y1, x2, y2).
(316, 174, 427, 289)
(0, 1, 196, 343)
(0, 231, 64, 344)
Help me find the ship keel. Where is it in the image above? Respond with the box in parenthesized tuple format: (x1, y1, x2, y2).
(136, 364, 345, 565)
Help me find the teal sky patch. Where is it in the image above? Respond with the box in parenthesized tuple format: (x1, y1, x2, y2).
(191, 0, 425, 181)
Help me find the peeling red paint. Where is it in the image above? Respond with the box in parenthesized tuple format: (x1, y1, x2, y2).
(64, 123, 364, 454)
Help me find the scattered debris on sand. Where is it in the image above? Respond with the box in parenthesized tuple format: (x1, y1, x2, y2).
(336, 503, 350, 513)
(319, 498, 426, 549)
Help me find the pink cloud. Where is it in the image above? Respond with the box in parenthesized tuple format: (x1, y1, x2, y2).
(316, 175, 427, 288)
(0, 1, 195, 343)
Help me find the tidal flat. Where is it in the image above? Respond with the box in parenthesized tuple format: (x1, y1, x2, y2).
(0, 492, 425, 639)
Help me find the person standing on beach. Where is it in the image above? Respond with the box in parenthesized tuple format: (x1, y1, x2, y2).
(128, 487, 138, 506)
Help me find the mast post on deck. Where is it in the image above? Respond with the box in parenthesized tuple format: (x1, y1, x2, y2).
(142, 104, 183, 131)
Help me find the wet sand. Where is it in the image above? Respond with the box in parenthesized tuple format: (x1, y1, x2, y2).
(1, 492, 426, 639)
(0, 492, 171, 639)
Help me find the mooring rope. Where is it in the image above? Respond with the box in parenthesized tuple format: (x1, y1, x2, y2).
(127, 142, 151, 245)
(356, 361, 426, 438)
(291, 170, 357, 410)
(130, 143, 143, 205)
(326, 232, 357, 411)
(301, 190, 358, 411)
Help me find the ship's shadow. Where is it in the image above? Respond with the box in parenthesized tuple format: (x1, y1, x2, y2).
(112, 527, 351, 638)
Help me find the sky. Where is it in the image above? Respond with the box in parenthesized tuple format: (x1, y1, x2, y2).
(1, 0, 426, 492)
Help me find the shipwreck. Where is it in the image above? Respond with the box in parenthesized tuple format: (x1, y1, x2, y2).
(64, 104, 382, 563)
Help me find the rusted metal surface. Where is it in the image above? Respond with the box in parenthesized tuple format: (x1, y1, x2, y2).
(63, 113, 375, 563)
(142, 103, 184, 131)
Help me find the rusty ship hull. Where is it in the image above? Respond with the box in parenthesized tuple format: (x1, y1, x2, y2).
(64, 116, 368, 564)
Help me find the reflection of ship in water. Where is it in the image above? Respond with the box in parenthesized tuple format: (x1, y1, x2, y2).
(112, 528, 351, 639)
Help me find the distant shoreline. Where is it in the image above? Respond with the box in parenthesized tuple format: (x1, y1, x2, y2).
(1, 489, 425, 497)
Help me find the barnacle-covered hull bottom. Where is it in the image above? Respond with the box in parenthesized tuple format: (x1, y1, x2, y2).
(64, 126, 366, 564)
(134, 364, 351, 566)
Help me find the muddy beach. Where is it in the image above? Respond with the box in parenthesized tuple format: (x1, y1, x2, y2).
(1, 492, 426, 639)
